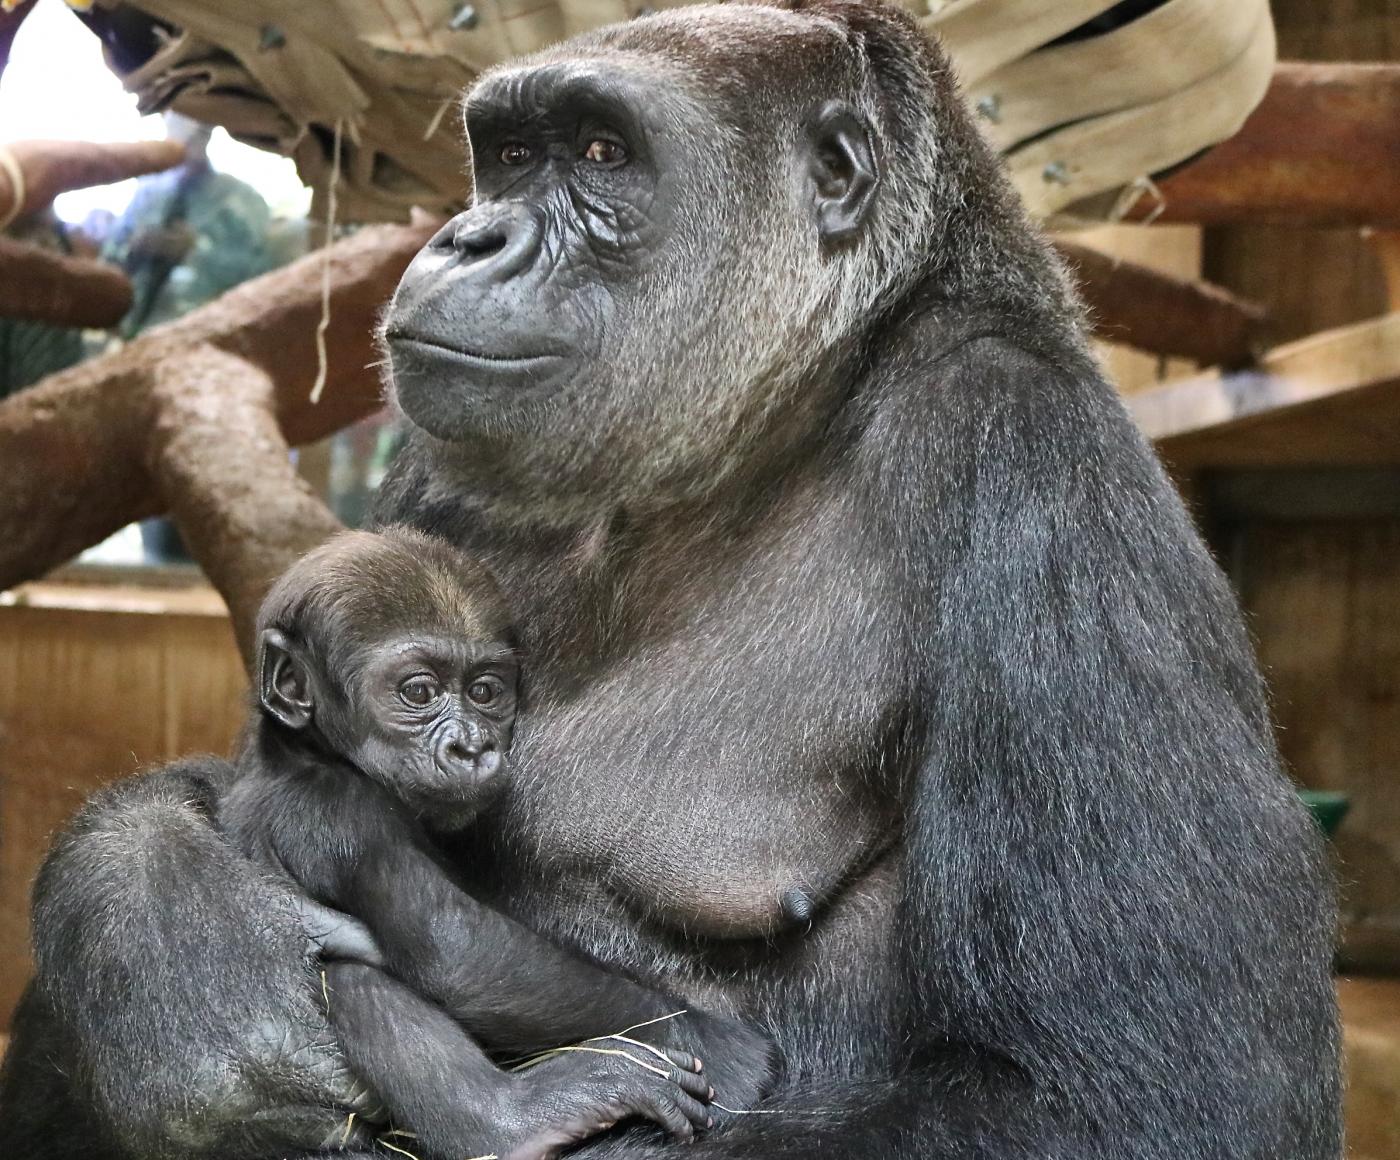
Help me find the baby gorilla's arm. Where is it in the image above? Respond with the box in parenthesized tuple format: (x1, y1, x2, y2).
(324, 962, 712, 1160)
(272, 775, 774, 1111)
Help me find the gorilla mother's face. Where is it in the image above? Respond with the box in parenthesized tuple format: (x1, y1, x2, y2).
(384, 8, 882, 503)
(386, 58, 692, 444)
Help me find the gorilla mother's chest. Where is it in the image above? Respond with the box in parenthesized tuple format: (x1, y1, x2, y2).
(497, 533, 900, 940)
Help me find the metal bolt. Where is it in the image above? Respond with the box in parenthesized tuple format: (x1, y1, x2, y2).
(450, 3, 479, 30)
(258, 23, 286, 50)
(975, 94, 1001, 124)
(1042, 161, 1071, 186)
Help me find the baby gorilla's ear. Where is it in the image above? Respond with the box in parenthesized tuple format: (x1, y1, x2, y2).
(258, 628, 315, 730)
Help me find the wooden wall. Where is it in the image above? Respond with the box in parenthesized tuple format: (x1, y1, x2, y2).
(0, 584, 245, 1023)
(1198, 0, 1400, 970)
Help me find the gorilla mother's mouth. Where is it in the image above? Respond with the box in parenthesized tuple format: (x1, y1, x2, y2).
(387, 330, 564, 368)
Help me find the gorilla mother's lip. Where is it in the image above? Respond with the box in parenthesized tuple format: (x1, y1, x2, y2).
(387, 330, 564, 368)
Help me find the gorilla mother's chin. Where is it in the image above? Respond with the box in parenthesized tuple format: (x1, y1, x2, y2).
(386, 331, 574, 442)
(382, 206, 587, 442)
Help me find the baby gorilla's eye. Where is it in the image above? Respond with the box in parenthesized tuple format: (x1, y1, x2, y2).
(399, 677, 442, 708)
(467, 679, 498, 706)
(498, 142, 531, 166)
(582, 138, 626, 165)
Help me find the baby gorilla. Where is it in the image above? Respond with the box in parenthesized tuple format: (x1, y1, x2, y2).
(218, 529, 771, 1160)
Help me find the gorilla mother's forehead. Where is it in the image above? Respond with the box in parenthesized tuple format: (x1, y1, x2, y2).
(464, 56, 707, 137)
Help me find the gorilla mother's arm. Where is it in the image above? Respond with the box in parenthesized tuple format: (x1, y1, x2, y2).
(0, 760, 388, 1159)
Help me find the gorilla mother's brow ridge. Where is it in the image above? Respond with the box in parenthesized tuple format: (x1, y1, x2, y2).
(467, 63, 657, 152)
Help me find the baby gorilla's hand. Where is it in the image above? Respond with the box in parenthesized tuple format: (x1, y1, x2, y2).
(502, 1044, 714, 1160)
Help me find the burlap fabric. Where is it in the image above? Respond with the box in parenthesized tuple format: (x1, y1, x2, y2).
(77, 0, 1275, 225)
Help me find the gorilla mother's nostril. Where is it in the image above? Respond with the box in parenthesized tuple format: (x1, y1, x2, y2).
(453, 218, 507, 261)
(439, 203, 542, 282)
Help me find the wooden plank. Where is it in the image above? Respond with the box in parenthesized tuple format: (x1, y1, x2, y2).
(0, 581, 229, 618)
(1126, 313, 1400, 468)
(0, 598, 247, 1024)
(1134, 63, 1400, 228)
(1340, 978, 1400, 1160)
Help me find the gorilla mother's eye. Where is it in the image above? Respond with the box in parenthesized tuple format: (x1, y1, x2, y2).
(499, 142, 532, 166)
(399, 676, 442, 708)
(582, 138, 627, 166)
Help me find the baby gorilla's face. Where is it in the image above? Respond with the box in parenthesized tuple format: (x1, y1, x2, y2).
(341, 630, 519, 829)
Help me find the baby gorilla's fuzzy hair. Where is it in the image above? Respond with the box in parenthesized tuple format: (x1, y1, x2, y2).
(255, 527, 513, 705)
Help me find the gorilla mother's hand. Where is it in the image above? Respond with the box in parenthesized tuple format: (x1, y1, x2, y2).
(23, 759, 384, 1158)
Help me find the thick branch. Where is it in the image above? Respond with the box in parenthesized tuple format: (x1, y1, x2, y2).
(151, 346, 344, 659)
(1131, 63, 1400, 228)
(1, 139, 186, 222)
(0, 237, 133, 327)
(1055, 239, 1269, 367)
(0, 220, 434, 594)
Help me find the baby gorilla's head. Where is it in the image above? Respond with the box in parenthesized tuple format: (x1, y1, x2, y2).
(254, 528, 519, 829)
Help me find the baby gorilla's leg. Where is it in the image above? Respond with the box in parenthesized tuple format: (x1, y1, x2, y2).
(323, 962, 714, 1160)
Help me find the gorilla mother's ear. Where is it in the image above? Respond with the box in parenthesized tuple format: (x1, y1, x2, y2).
(805, 101, 879, 245)
(258, 628, 315, 730)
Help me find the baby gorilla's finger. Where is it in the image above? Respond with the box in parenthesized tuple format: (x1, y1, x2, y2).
(671, 1063, 715, 1103)
(671, 1088, 714, 1132)
(643, 1093, 703, 1142)
(662, 1046, 703, 1073)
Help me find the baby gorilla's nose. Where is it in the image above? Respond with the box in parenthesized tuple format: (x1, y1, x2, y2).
(435, 728, 494, 775)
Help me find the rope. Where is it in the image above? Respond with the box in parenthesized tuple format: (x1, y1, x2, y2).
(0, 145, 27, 232)
(309, 119, 343, 404)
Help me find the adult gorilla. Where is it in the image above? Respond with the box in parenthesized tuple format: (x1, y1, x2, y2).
(2, 2, 1339, 1158)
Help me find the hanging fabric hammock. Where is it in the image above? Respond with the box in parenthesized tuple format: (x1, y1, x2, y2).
(59, 0, 1275, 225)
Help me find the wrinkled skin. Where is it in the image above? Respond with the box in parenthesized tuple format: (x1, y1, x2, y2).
(1, 3, 1339, 1160)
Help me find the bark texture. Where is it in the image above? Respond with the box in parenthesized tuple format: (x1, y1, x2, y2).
(0, 220, 436, 656)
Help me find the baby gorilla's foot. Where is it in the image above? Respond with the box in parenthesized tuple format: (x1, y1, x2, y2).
(502, 1044, 714, 1160)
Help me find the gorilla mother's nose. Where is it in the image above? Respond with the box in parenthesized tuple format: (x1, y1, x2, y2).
(433, 203, 542, 283)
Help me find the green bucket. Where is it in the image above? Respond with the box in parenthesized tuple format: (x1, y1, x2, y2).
(1298, 790, 1350, 837)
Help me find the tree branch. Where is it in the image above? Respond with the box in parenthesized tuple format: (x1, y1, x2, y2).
(0, 220, 436, 632)
(150, 345, 345, 660)
(0, 237, 133, 328)
(0, 139, 186, 223)
(1055, 239, 1269, 367)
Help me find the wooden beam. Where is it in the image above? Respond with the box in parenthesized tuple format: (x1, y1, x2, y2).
(1126, 312, 1400, 469)
(1055, 238, 1268, 366)
(1131, 63, 1400, 228)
